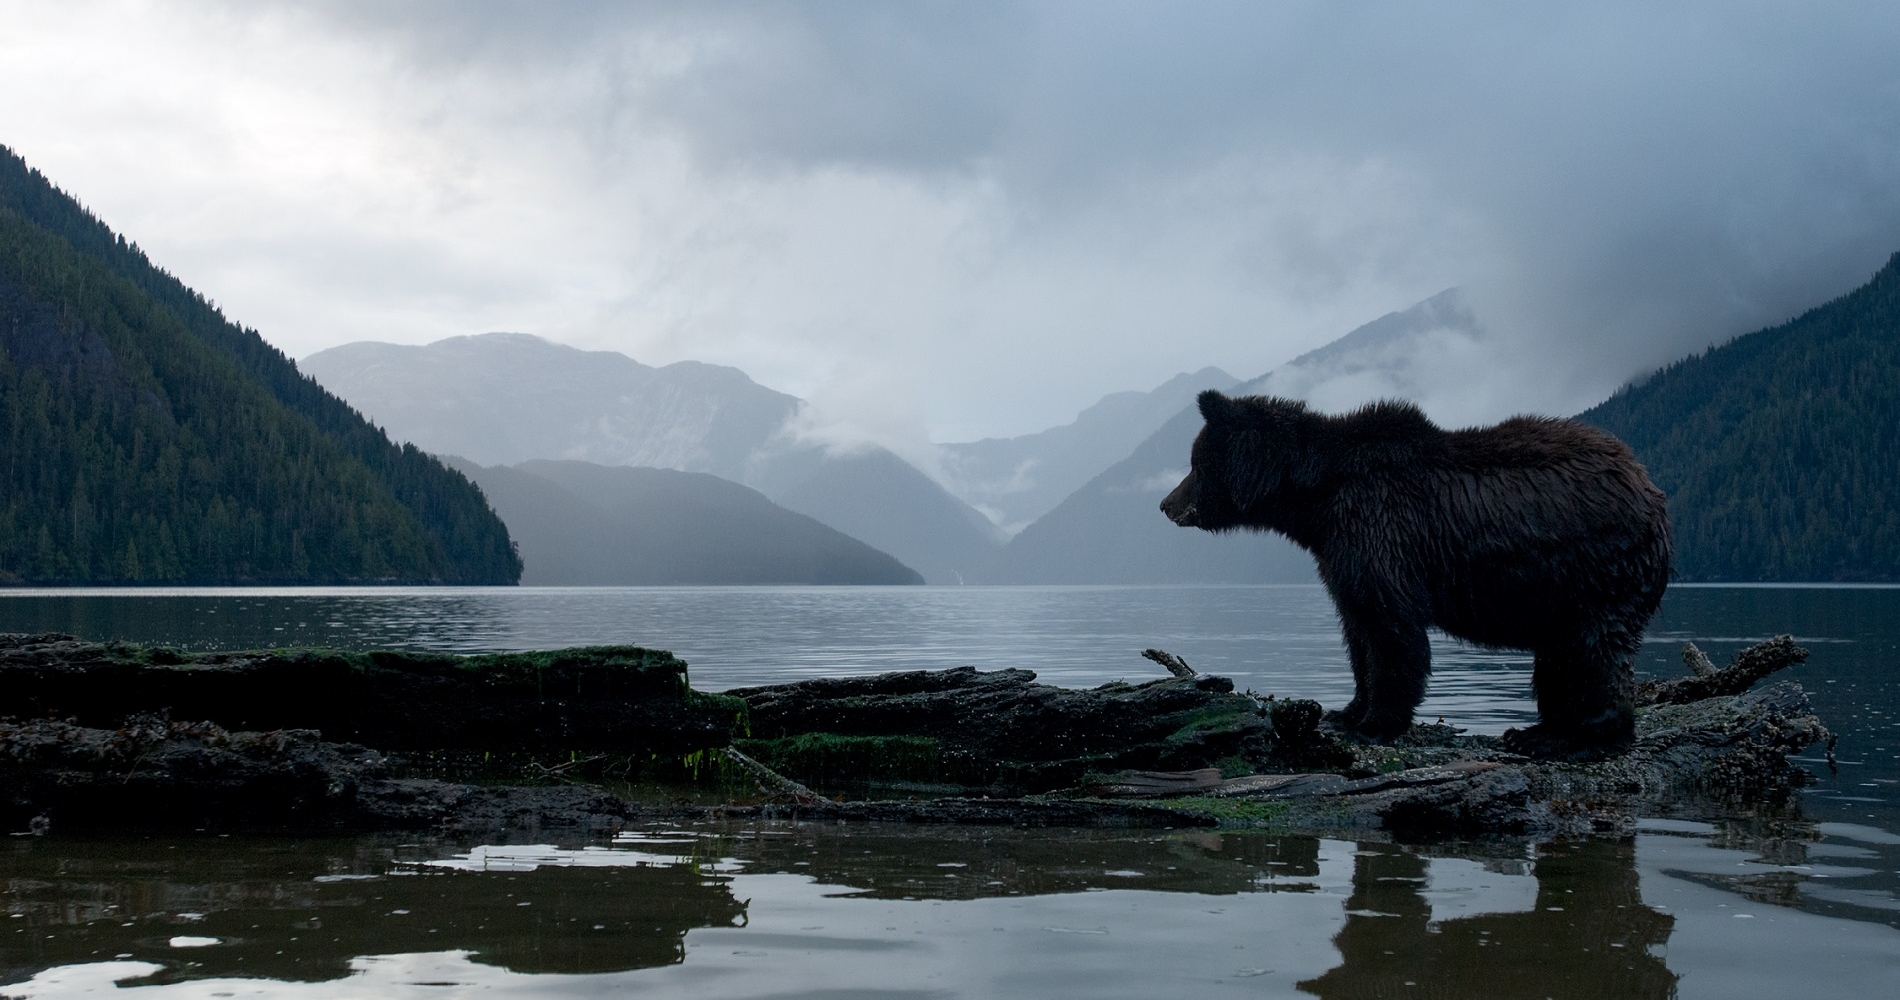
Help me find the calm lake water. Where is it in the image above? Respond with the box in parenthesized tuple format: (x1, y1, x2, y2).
(2, 583, 1897, 998)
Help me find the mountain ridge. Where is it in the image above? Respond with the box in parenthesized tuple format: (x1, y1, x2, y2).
(1581, 251, 1900, 581)
(0, 146, 519, 584)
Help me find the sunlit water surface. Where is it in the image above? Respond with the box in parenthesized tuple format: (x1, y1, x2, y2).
(2, 583, 1896, 997)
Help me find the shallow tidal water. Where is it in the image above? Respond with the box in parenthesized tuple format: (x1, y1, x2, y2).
(2, 583, 1898, 996)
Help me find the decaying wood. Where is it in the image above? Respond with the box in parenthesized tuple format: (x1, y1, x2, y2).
(1634, 634, 1808, 706)
(721, 747, 828, 806)
(1141, 649, 1199, 678)
(1087, 767, 1223, 797)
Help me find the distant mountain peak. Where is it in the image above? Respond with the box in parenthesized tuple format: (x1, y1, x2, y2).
(1278, 288, 1476, 371)
(938, 367, 1240, 534)
(1241, 288, 1493, 424)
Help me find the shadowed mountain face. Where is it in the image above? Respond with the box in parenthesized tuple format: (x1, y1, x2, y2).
(306, 334, 1002, 584)
(939, 367, 1239, 534)
(449, 458, 922, 585)
(977, 291, 1479, 584)
(747, 446, 1005, 585)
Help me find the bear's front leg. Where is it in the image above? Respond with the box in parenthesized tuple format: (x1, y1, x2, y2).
(1322, 627, 1375, 732)
(1332, 617, 1431, 743)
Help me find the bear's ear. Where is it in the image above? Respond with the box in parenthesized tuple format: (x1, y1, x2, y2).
(1197, 390, 1234, 423)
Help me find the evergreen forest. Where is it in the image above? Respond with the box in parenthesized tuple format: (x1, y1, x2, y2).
(1582, 252, 1900, 581)
(0, 146, 521, 584)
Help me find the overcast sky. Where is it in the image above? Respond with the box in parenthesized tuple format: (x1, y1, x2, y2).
(3, 1, 1898, 443)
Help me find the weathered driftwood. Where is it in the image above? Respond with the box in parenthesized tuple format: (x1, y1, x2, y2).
(1135, 679, 1831, 836)
(722, 746, 827, 806)
(1087, 767, 1224, 797)
(1634, 634, 1808, 705)
(1140, 648, 1198, 678)
(0, 715, 638, 835)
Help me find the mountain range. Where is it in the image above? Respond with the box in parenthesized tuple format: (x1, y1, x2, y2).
(301, 335, 797, 482)
(12, 140, 1891, 588)
(306, 334, 1003, 583)
(302, 290, 1497, 586)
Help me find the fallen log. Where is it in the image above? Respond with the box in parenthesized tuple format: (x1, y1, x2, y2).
(0, 633, 742, 759)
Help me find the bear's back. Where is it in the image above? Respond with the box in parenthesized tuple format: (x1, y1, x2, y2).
(1440, 415, 1630, 474)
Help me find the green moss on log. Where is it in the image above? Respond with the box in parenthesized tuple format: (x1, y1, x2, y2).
(0, 634, 742, 759)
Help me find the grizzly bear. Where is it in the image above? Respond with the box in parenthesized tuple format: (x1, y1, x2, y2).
(1161, 391, 1671, 757)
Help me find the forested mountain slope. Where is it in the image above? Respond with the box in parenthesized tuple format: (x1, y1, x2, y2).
(1582, 252, 1900, 581)
(0, 146, 520, 584)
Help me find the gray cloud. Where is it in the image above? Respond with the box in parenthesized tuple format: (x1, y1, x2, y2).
(7, 1, 1899, 441)
(316, 1, 1900, 340)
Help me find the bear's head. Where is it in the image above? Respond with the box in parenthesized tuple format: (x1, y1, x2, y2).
(1161, 390, 1313, 532)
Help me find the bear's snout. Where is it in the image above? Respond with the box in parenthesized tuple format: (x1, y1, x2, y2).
(1160, 476, 1199, 527)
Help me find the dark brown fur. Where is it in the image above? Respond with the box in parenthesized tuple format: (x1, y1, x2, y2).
(1161, 391, 1671, 756)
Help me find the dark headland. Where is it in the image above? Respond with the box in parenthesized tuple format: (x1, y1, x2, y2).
(0, 632, 1826, 840)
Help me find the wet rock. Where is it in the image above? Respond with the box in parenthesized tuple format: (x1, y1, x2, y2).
(0, 715, 635, 835)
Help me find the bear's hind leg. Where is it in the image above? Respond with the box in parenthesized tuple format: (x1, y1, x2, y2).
(1504, 643, 1635, 759)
